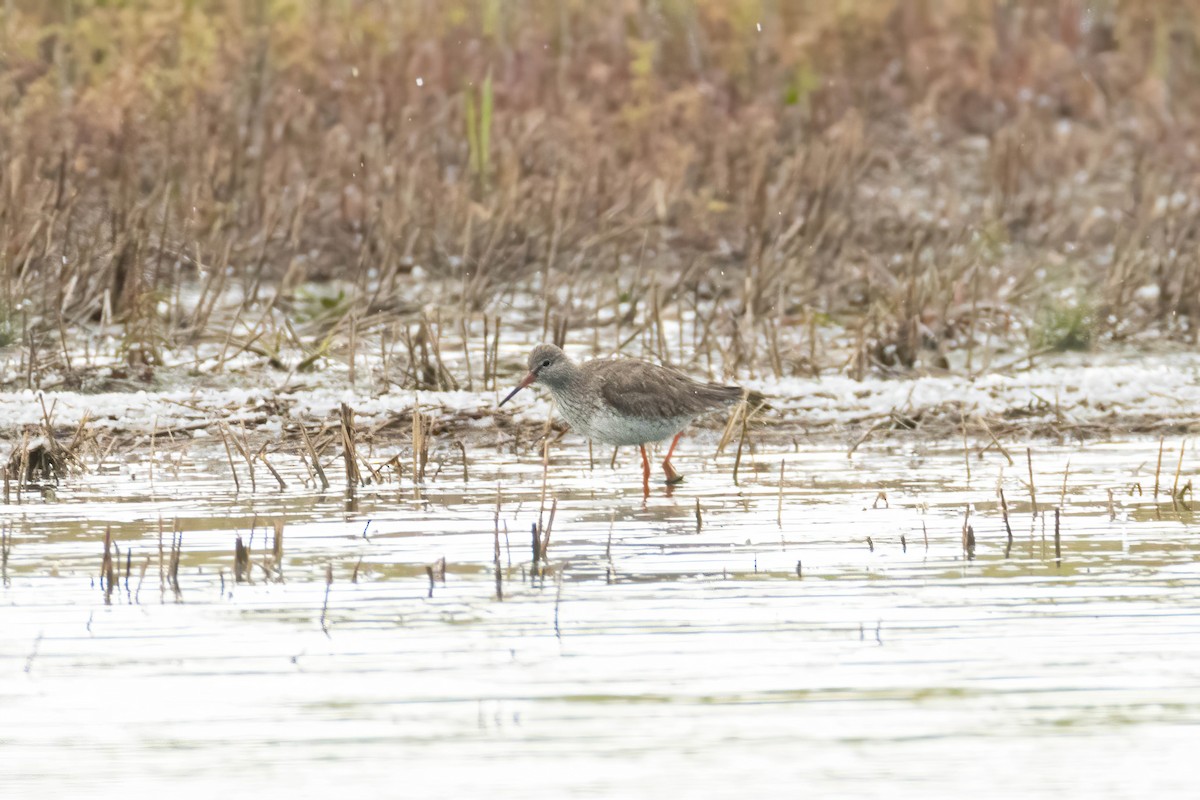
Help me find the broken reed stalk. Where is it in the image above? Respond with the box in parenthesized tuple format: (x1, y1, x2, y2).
(272, 519, 284, 579)
(1, 523, 9, 585)
(169, 523, 183, 599)
(732, 407, 750, 485)
(135, 558, 148, 604)
(149, 415, 157, 486)
(1026, 447, 1038, 517)
(978, 417, 1014, 465)
(541, 497, 557, 560)
(299, 423, 330, 491)
(537, 436, 550, 535)
(999, 487, 1014, 558)
(961, 506, 975, 561)
(777, 459, 784, 527)
(605, 516, 616, 584)
(218, 424, 241, 493)
(257, 447, 287, 490)
(1054, 508, 1062, 568)
(234, 534, 250, 583)
(1153, 436, 1165, 513)
(320, 563, 333, 637)
(425, 556, 446, 597)
(235, 422, 258, 491)
(530, 522, 540, 576)
(339, 403, 361, 491)
(16, 429, 31, 504)
(695, 497, 702, 532)
(101, 525, 115, 604)
(1171, 439, 1186, 512)
(494, 519, 503, 602)
(454, 440, 469, 483)
(158, 517, 165, 601)
(411, 401, 428, 486)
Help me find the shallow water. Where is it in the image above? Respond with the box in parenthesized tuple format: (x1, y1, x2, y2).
(2, 435, 1198, 797)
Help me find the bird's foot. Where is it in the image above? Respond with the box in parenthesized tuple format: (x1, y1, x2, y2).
(662, 463, 684, 484)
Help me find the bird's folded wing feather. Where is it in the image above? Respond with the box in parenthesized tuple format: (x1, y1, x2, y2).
(595, 360, 740, 419)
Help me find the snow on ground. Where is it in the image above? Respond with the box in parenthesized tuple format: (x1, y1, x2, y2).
(1, 350, 1197, 444)
(751, 355, 1200, 429)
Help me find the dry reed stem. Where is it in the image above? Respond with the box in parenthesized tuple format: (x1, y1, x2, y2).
(339, 403, 361, 491)
(299, 423, 330, 491)
(1054, 508, 1062, 568)
(999, 487, 1014, 558)
(494, 520, 503, 602)
(1171, 440, 1187, 512)
(101, 525, 115, 604)
(777, 459, 785, 526)
(234, 535, 250, 583)
(1026, 448, 1038, 517)
(218, 425, 241, 493)
(1154, 437, 1165, 497)
(257, 447, 287, 490)
(320, 563, 333, 637)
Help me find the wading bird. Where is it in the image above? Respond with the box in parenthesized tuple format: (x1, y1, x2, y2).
(499, 344, 756, 495)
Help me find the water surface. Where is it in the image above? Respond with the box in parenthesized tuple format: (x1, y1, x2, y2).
(2, 436, 1198, 797)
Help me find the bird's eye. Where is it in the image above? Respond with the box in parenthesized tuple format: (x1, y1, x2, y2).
(541, 359, 551, 367)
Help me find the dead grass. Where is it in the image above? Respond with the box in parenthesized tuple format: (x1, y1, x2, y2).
(2, 0, 1200, 389)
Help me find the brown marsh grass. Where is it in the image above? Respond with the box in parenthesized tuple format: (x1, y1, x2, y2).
(2, 0, 1200, 391)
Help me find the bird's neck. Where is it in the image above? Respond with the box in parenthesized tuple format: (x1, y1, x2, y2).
(544, 364, 585, 400)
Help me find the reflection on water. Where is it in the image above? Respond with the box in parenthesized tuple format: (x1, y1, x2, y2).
(2, 436, 1199, 797)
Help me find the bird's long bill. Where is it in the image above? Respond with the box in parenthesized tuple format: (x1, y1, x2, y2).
(498, 372, 536, 407)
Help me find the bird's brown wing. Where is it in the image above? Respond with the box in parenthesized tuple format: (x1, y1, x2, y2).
(593, 359, 742, 420)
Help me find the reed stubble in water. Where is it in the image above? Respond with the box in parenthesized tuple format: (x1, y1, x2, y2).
(1026, 448, 1038, 516)
(339, 402, 362, 493)
(101, 526, 116, 605)
(1000, 487, 1015, 558)
(1054, 508, 1062, 568)
(234, 535, 250, 583)
(320, 563, 333, 636)
(299, 423, 330, 491)
(493, 524, 503, 602)
(1171, 440, 1186, 513)
(0, 524, 7, 586)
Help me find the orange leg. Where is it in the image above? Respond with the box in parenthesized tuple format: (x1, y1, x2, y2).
(662, 432, 685, 484)
(639, 444, 652, 497)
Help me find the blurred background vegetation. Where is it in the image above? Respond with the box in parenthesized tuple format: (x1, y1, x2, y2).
(2, 0, 1200, 387)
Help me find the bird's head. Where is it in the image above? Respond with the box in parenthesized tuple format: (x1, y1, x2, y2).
(498, 344, 571, 406)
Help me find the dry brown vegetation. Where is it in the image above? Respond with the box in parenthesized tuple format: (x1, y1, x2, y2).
(3, 0, 1200, 391)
